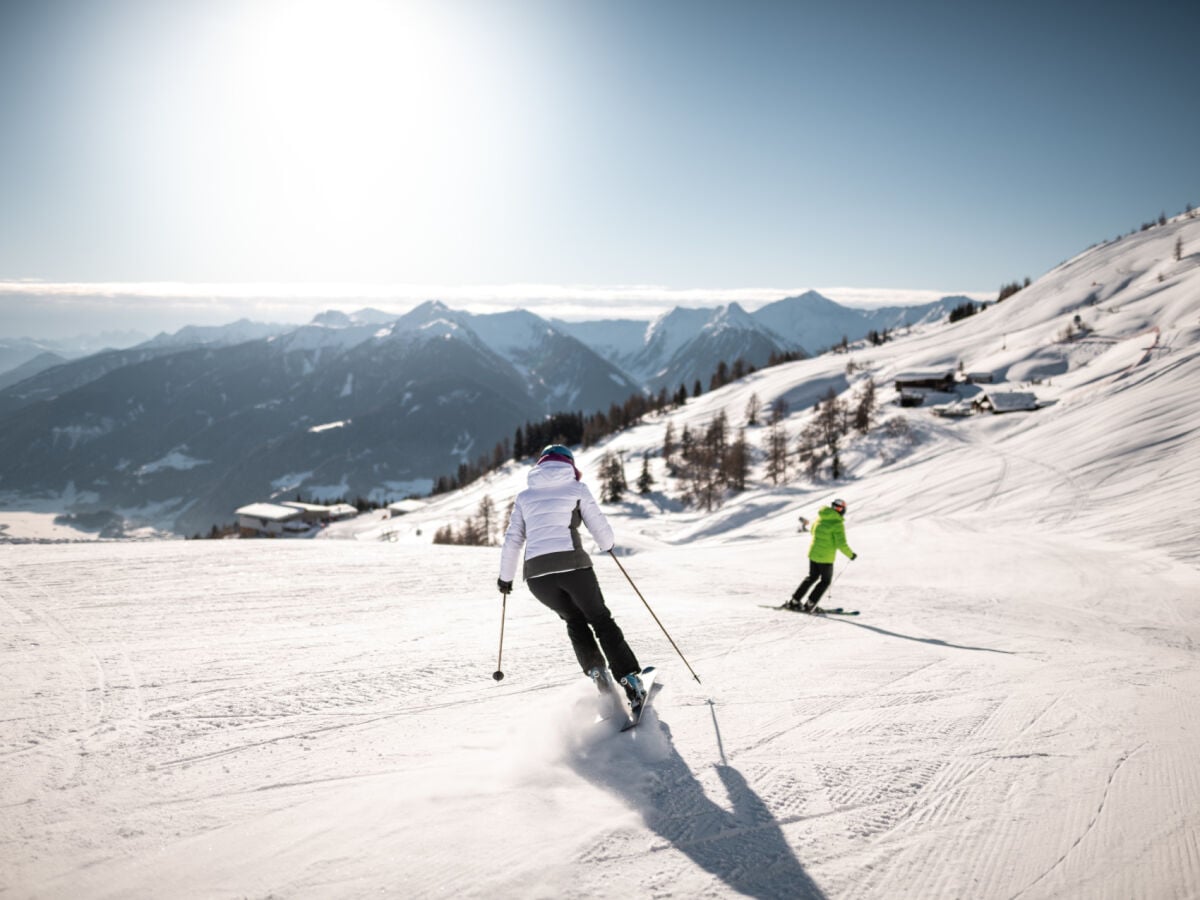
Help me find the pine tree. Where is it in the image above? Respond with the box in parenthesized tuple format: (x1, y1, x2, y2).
(804, 387, 849, 479)
(477, 495, 496, 545)
(637, 454, 654, 494)
(769, 396, 789, 424)
(680, 425, 694, 461)
(724, 429, 749, 493)
(854, 377, 876, 434)
(678, 413, 729, 512)
(745, 392, 761, 426)
(710, 360, 729, 391)
(600, 452, 627, 503)
(765, 421, 789, 485)
(459, 517, 483, 546)
(796, 425, 822, 478)
(662, 421, 676, 471)
(705, 410, 728, 469)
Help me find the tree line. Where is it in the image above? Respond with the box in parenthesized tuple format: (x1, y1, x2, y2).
(429, 356, 765, 497)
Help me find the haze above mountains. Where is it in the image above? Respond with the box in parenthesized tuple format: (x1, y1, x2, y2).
(0, 291, 957, 535)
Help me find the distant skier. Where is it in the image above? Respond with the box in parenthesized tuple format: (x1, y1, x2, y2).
(787, 498, 857, 612)
(797, 515, 810, 533)
(497, 445, 647, 706)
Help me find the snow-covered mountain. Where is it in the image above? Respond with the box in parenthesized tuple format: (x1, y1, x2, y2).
(548, 317, 649, 368)
(556, 291, 959, 392)
(4, 213, 1198, 899)
(467, 308, 642, 412)
(141, 318, 290, 348)
(642, 302, 789, 391)
(309, 307, 399, 328)
(0, 302, 645, 534)
(752, 289, 953, 352)
(555, 303, 789, 391)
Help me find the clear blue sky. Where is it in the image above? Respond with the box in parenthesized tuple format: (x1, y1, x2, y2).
(1, 0, 1196, 324)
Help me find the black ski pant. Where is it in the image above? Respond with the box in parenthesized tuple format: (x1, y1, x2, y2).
(526, 566, 640, 678)
(792, 560, 834, 606)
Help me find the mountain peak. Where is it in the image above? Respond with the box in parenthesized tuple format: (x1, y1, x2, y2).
(310, 308, 399, 328)
(706, 302, 757, 330)
(311, 310, 353, 328)
(409, 299, 452, 317)
(788, 290, 839, 307)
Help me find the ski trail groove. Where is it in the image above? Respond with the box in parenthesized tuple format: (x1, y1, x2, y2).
(1008, 743, 1147, 900)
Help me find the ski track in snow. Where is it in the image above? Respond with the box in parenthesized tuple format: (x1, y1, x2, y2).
(1, 532, 1197, 900)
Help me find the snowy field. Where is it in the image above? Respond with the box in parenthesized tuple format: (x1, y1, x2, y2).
(3, 533, 1197, 899)
(3, 215, 1200, 898)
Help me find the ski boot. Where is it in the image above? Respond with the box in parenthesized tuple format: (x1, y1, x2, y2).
(620, 671, 647, 710)
(588, 666, 623, 720)
(587, 666, 612, 695)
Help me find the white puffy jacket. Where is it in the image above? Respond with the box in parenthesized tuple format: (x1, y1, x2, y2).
(499, 461, 614, 582)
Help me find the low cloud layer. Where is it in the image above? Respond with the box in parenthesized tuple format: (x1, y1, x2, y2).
(0, 281, 991, 340)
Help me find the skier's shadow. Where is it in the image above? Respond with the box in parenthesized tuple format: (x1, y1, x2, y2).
(563, 714, 826, 900)
(824, 616, 1015, 654)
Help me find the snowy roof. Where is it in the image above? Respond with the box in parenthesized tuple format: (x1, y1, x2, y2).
(327, 503, 358, 517)
(983, 391, 1039, 412)
(933, 399, 973, 417)
(282, 501, 332, 513)
(235, 503, 303, 521)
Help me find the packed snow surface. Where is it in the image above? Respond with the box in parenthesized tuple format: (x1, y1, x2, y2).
(3, 215, 1199, 898)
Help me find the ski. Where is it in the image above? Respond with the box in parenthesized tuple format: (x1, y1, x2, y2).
(759, 604, 860, 616)
(619, 666, 659, 732)
(589, 665, 660, 729)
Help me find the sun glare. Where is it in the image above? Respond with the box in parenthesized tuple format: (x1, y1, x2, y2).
(200, 0, 520, 275)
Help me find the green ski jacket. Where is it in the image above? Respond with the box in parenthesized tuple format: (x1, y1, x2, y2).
(807, 506, 855, 563)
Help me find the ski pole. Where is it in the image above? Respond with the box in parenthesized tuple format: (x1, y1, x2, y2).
(608, 550, 702, 684)
(493, 592, 507, 681)
(827, 555, 852, 601)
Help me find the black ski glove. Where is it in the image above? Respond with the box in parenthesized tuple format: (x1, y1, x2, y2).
(497, 578, 513, 595)
(851, 553, 858, 560)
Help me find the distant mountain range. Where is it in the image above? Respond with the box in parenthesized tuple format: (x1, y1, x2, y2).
(0, 291, 959, 534)
(554, 290, 957, 390)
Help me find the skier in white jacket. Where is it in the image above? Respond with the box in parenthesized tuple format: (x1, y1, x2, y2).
(498, 445, 646, 704)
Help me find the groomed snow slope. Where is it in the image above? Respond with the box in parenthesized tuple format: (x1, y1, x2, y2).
(2, 215, 1199, 899)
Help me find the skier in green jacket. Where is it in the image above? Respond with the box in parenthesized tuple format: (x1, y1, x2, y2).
(787, 499, 857, 612)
